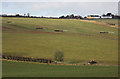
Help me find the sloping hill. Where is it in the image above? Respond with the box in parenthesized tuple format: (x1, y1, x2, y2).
(2, 17, 118, 65)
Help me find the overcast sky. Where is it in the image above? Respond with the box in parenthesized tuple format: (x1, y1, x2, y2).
(1, 0, 120, 2)
(1, 2, 118, 17)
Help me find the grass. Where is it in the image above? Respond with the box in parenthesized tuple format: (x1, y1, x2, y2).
(2, 31, 118, 65)
(2, 17, 118, 36)
(2, 17, 118, 65)
(2, 17, 118, 77)
(2, 60, 118, 77)
(92, 19, 118, 25)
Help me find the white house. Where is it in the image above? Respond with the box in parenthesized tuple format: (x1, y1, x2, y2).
(101, 16, 112, 19)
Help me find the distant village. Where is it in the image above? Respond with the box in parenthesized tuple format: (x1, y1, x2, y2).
(0, 12, 120, 19)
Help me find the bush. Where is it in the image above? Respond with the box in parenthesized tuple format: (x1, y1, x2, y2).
(54, 51, 64, 62)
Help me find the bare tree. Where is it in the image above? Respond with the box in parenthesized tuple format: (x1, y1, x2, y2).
(54, 51, 64, 62)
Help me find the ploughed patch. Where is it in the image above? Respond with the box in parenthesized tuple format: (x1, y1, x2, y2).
(2, 26, 16, 31)
(7, 21, 12, 23)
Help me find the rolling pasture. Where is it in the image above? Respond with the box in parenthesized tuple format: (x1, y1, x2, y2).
(2, 17, 118, 77)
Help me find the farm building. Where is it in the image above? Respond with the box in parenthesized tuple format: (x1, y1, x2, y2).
(87, 15, 100, 19)
(101, 16, 112, 19)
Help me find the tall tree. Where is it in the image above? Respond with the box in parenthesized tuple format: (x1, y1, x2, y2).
(27, 13, 30, 17)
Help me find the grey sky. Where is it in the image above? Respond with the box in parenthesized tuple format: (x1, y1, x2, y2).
(1, 0, 120, 2)
(1, 2, 118, 17)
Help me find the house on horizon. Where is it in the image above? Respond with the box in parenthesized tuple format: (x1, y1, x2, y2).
(101, 15, 112, 19)
(101, 13, 113, 19)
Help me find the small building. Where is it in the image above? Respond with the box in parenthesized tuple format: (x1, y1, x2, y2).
(36, 27, 44, 29)
(99, 31, 109, 34)
(54, 30, 63, 32)
(88, 60, 97, 64)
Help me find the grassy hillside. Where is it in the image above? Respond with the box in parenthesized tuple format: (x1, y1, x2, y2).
(2, 17, 118, 35)
(94, 19, 118, 25)
(2, 60, 118, 77)
(2, 17, 118, 65)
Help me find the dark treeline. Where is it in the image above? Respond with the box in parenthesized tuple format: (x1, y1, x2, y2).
(2, 55, 53, 63)
(0, 13, 59, 19)
(1, 15, 59, 19)
(59, 14, 83, 19)
(113, 15, 120, 19)
(1, 13, 83, 19)
(1, 13, 120, 19)
(1, 14, 39, 18)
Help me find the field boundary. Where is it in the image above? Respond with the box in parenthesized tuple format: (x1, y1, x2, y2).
(2, 59, 118, 67)
(1, 55, 53, 64)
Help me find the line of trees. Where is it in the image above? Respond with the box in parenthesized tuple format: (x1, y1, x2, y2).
(2, 50, 64, 64)
(2, 55, 53, 63)
(59, 14, 83, 19)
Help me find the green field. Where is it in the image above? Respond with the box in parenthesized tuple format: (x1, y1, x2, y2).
(2, 60, 118, 77)
(2, 17, 118, 77)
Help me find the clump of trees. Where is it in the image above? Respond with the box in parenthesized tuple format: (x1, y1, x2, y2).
(59, 14, 82, 19)
(54, 51, 64, 62)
